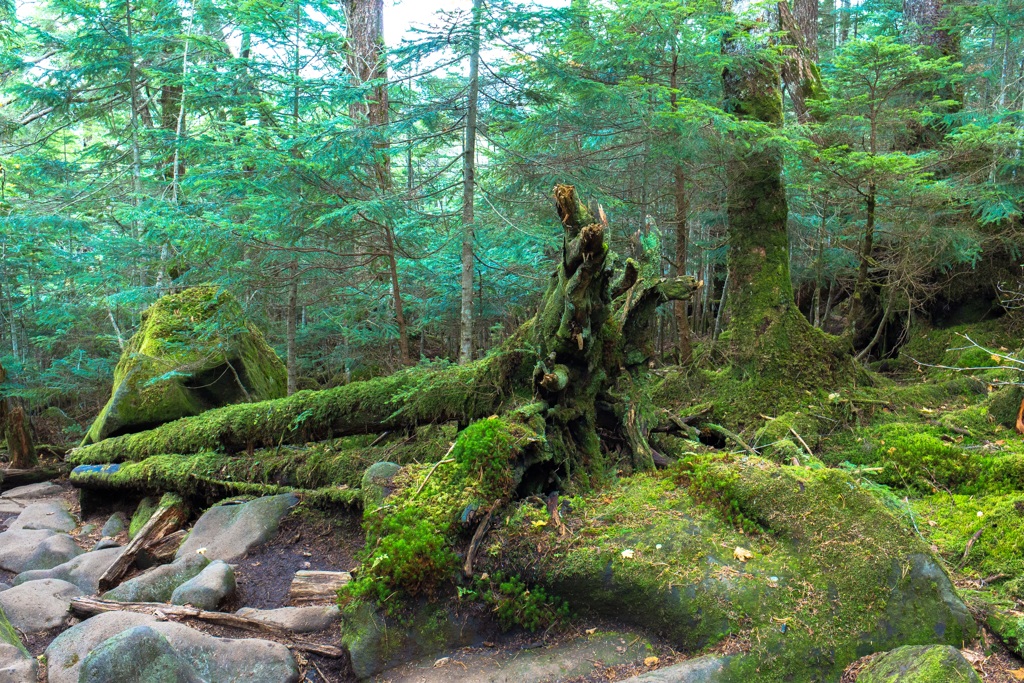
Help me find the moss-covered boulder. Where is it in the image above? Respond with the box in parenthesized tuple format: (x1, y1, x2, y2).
(82, 287, 286, 445)
(855, 645, 981, 682)
(484, 457, 975, 682)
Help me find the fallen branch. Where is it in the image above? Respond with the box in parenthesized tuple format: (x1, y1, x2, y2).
(414, 446, 456, 498)
(0, 465, 69, 491)
(69, 596, 343, 658)
(788, 427, 814, 458)
(957, 528, 985, 570)
(705, 424, 757, 456)
(463, 499, 500, 578)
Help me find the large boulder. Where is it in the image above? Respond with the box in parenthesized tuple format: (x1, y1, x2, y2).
(78, 625, 204, 683)
(176, 494, 297, 562)
(13, 546, 125, 593)
(82, 287, 287, 445)
(6, 502, 76, 533)
(46, 611, 300, 683)
(856, 645, 981, 682)
(0, 529, 82, 574)
(0, 579, 82, 632)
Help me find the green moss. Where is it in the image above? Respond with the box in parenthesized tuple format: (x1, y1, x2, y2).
(129, 497, 157, 539)
(870, 423, 978, 493)
(0, 605, 28, 657)
(487, 458, 974, 682)
(914, 492, 1024, 579)
(855, 644, 981, 682)
(345, 416, 541, 604)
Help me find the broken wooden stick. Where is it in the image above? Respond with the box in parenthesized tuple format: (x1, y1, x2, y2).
(69, 596, 342, 658)
(98, 497, 187, 592)
(463, 500, 500, 578)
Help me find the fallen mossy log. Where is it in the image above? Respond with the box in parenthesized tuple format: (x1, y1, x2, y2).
(69, 596, 343, 658)
(0, 464, 69, 491)
(69, 348, 532, 466)
(70, 454, 363, 508)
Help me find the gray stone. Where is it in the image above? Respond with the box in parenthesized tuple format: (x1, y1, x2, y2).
(7, 502, 76, 533)
(13, 546, 125, 593)
(101, 512, 128, 538)
(176, 494, 298, 562)
(93, 538, 121, 551)
(235, 605, 341, 634)
(376, 631, 654, 683)
(0, 642, 35, 683)
(0, 482, 62, 501)
(0, 579, 82, 632)
(0, 501, 23, 516)
(45, 611, 156, 683)
(46, 611, 300, 683)
(0, 529, 84, 574)
(856, 645, 982, 683)
(171, 559, 235, 610)
(615, 657, 730, 683)
(79, 625, 204, 683)
(362, 462, 401, 511)
(103, 554, 210, 603)
(0, 584, 8, 593)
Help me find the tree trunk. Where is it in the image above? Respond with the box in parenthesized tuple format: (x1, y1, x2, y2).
(346, 0, 410, 365)
(5, 405, 36, 470)
(722, 14, 849, 381)
(459, 0, 482, 365)
(778, 0, 825, 123)
(673, 168, 692, 364)
(669, 48, 693, 364)
(848, 182, 879, 348)
(287, 261, 299, 395)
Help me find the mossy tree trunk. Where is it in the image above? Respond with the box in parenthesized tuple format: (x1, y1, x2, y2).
(722, 19, 851, 383)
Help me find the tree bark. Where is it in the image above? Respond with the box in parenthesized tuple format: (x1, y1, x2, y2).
(669, 48, 693, 364)
(287, 261, 299, 395)
(722, 13, 845, 378)
(778, 0, 825, 123)
(459, 0, 482, 365)
(5, 405, 37, 470)
(346, 0, 410, 365)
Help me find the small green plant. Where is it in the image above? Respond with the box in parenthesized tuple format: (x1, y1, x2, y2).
(478, 573, 570, 632)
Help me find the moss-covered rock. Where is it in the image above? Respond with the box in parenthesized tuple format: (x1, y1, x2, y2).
(855, 645, 981, 682)
(83, 287, 287, 445)
(485, 458, 974, 682)
(340, 598, 494, 679)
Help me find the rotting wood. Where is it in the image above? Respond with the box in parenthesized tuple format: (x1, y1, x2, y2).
(69, 596, 342, 658)
(287, 570, 352, 605)
(705, 423, 757, 456)
(98, 499, 187, 591)
(144, 529, 187, 562)
(463, 499, 500, 578)
(0, 465, 68, 491)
